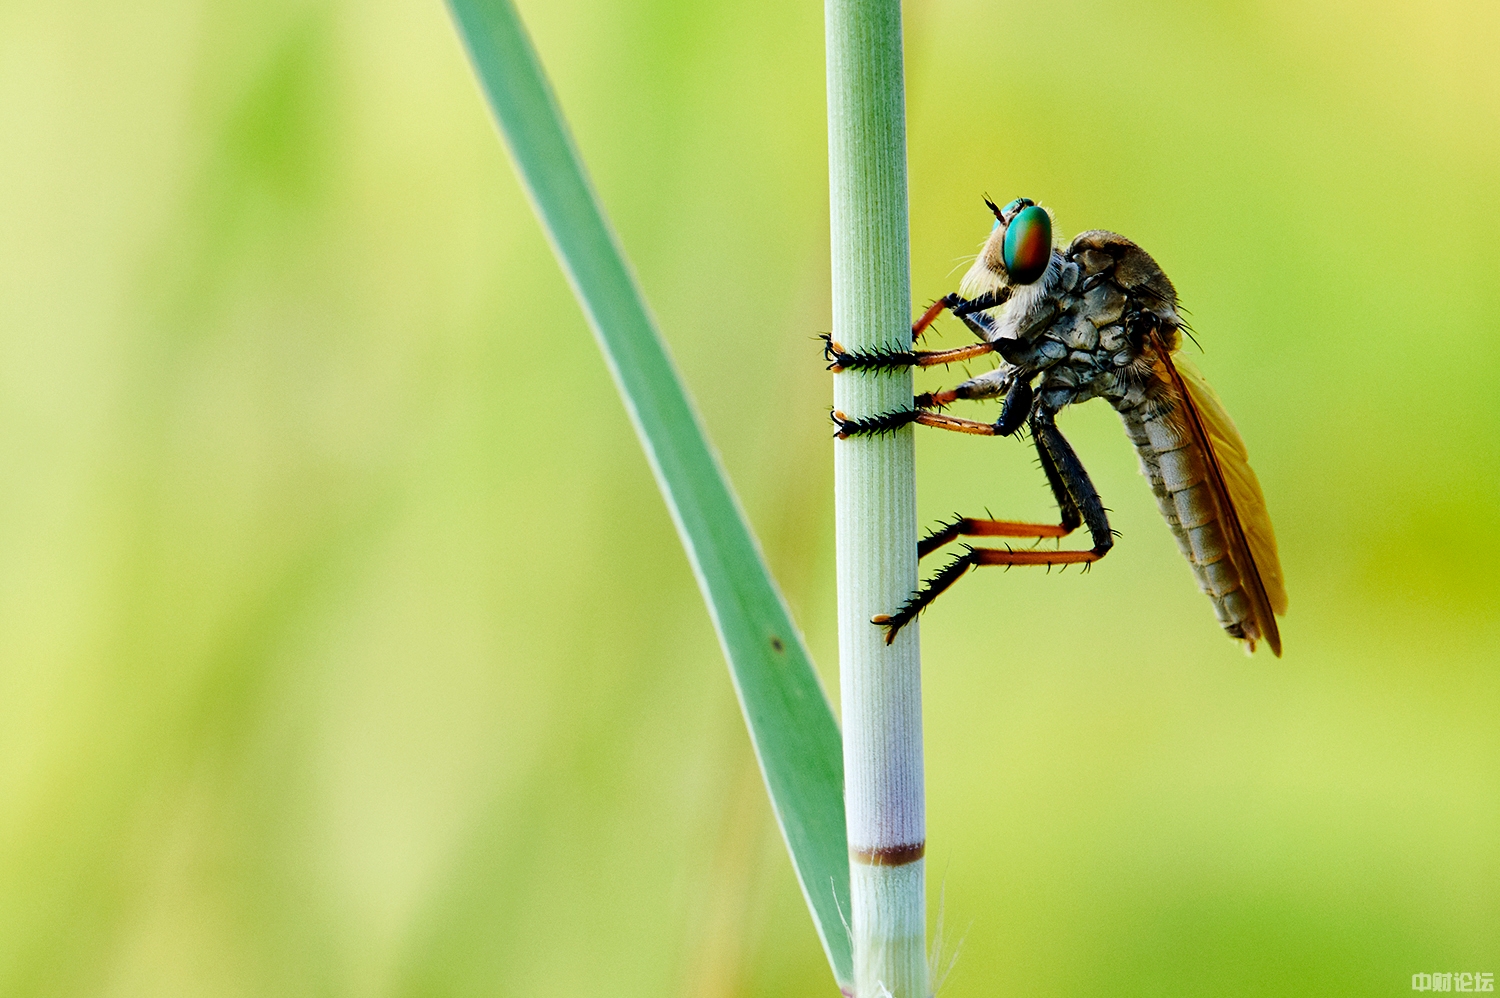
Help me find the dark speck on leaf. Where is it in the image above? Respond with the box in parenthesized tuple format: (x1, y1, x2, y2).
(770, 636, 785, 653)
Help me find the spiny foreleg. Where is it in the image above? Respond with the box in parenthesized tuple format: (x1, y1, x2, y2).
(823, 337, 997, 374)
(823, 289, 1011, 372)
(914, 289, 1009, 340)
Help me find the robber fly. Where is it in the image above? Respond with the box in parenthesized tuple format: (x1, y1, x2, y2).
(826, 197, 1287, 654)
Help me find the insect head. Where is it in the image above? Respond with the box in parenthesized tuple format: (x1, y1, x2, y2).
(982, 197, 1052, 286)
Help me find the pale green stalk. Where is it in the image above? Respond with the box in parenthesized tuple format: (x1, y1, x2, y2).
(826, 1, 927, 996)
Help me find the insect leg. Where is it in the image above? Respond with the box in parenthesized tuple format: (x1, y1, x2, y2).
(951, 310, 1001, 343)
(822, 337, 995, 373)
(911, 294, 960, 341)
(834, 372, 1033, 438)
(913, 290, 1008, 340)
(873, 407, 1113, 643)
(918, 516, 1071, 559)
(833, 408, 1004, 438)
(874, 543, 1105, 643)
(915, 398, 1074, 560)
(822, 288, 1012, 371)
(947, 294, 1006, 343)
(917, 366, 1032, 417)
(913, 342, 996, 367)
(1030, 408, 1113, 554)
(1033, 416, 1084, 536)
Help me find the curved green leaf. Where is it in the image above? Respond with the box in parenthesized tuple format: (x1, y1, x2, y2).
(445, 0, 851, 988)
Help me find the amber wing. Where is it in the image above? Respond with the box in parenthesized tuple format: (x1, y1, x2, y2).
(1149, 334, 1287, 654)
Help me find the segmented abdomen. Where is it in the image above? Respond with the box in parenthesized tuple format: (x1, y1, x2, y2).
(1118, 400, 1257, 641)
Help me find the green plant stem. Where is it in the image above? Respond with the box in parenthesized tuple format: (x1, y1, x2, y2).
(446, 0, 853, 988)
(825, 0, 927, 996)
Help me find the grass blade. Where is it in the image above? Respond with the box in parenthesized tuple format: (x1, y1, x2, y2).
(445, 0, 853, 988)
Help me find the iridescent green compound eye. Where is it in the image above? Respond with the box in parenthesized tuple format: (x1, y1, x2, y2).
(1002, 205, 1052, 285)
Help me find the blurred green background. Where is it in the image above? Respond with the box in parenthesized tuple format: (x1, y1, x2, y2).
(2, 0, 1497, 995)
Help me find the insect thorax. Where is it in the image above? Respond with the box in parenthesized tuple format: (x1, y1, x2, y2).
(980, 231, 1183, 418)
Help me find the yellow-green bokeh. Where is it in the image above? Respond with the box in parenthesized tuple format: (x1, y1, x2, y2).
(1, 0, 1496, 995)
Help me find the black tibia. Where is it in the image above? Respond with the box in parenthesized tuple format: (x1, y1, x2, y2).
(951, 289, 1007, 317)
(997, 378, 1033, 436)
(1033, 415, 1083, 536)
(911, 410, 1086, 559)
(932, 289, 1007, 343)
(1029, 408, 1113, 554)
(874, 406, 1114, 643)
(915, 289, 1007, 332)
